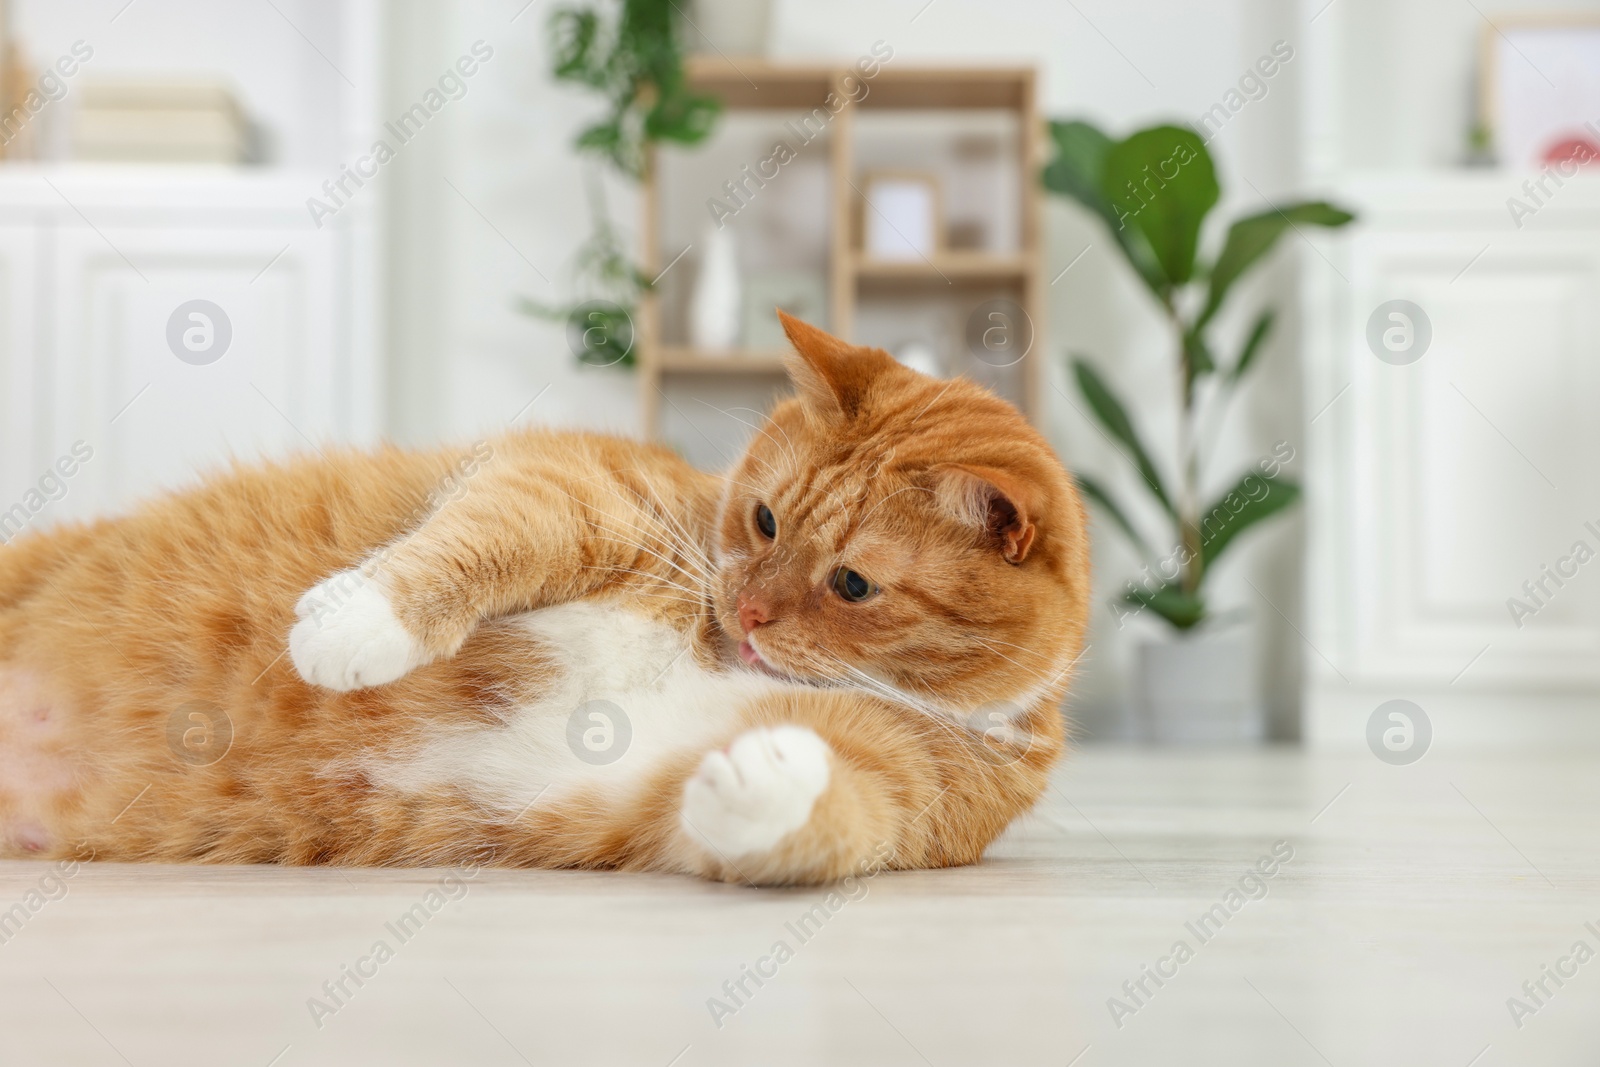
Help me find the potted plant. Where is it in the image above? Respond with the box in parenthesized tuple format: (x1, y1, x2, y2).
(1042, 120, 1354, 742)
(522, 0, 723, 366)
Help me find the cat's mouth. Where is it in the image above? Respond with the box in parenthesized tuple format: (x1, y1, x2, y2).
(738, 636, 792, 681)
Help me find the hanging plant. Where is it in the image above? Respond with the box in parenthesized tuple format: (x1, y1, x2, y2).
(522, 0, 722, 366)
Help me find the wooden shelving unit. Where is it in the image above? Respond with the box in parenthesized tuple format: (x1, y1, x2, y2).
(852, 251, 1033, 282)
(637, 59, 1044, 440)
(657, 347, 791, 374)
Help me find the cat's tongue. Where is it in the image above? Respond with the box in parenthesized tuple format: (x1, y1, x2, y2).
(738, 639, 786, 678)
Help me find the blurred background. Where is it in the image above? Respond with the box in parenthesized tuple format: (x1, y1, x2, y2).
(2, 0, 1597, 754)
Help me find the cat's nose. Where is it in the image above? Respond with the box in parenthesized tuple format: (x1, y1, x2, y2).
(736, 592, 771, 633)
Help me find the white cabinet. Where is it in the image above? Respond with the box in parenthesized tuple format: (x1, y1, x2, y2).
(0, 169, 379, 525)
(1304, 175, 1600, 746)
(0, 223, 39, 505)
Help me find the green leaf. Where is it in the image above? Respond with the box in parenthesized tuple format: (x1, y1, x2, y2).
(644, 90, 721, 145)
(575, 120, 624, 156)
(1197, 471, 1302, 569)
(1074, 472, 1154, 561)
(1231, 310, 1274, 382)
(1042, 120, 1166, 294)
(1123, 583, 1207, 630)
(1042, 120, 1112, 213)
(1101, 126, 1218, 289)
(1072, 358, 1176, 521)
(550, 9, 609, 88)
(1200, 202, 1354, 326)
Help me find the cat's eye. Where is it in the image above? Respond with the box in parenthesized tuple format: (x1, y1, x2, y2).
(831, 568, 879, 603)
(755, 503, 777, 539)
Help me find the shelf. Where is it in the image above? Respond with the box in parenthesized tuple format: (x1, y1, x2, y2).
(684, 58, 836, 110)
(852, 251, 1032, 283)
(656, 347, 790, 373)
(859, 68, 1032, 111)
(684, 58, 1032, 111)
(644, 61, 1043, 442)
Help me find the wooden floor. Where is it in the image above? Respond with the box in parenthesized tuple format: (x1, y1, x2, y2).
(1, 746, 1596, 1067)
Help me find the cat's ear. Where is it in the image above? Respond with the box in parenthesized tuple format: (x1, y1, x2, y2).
(931, 463, 1038, 564)
(777, 310, 894, 419)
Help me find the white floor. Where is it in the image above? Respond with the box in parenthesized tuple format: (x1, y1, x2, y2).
(1, 747, 1596, 1067)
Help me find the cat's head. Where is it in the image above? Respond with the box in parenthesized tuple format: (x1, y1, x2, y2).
(711, 312, 1090, 715)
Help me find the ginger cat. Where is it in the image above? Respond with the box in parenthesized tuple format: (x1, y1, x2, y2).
(0, 314, 1089, 885)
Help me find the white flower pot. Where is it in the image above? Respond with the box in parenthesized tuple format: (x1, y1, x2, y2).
(1135, 623, 1263, 744)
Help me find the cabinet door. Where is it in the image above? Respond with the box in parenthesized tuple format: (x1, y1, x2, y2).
(1334, 228, 1600, 689)
(0, 224, 38, 511)
(44, 223, 345, 521)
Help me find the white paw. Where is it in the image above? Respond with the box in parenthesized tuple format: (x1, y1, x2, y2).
(681, 725, 832, 859)
(288, 569, 428, 691)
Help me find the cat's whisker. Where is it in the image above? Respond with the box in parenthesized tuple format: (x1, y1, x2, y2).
(726, 405, 800, 463)
(625, 480, 720, 570)
(692, 399, 800, 472)
(592, 477, 720, 579)
(970, 634, 1057, 661)
(803, 648, 1021, 769)
(818, 659, 985, 769)
(972, 639, 1063, 682)
(810, 643, 951, 721)
(568, 492, 715, 573)
(580, 564, 707, 603)
(585, 533, 713, 591)
(541, 477, 716, 580)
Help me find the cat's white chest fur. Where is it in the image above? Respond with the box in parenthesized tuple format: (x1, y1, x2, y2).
(367, 602, 795, 816)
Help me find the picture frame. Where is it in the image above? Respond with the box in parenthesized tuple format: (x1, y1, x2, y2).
(1482, 14, 1600, 170)
(859, 170, 941, 262)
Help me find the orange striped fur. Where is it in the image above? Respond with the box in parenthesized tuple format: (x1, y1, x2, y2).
(0, 315, 1089, 885)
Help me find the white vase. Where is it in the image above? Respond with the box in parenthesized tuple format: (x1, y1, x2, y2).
(1135, 622, 1264, 744)
(689, 225, 741, 352)
(690, 0, 771, 55)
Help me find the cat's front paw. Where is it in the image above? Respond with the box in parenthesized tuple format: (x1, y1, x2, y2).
(288, 569, 428, 691)
(681, 725, 831, 859)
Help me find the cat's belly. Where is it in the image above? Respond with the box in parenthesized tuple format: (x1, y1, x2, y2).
(0, 665, 76, 854)
(362, 602, 795, 814)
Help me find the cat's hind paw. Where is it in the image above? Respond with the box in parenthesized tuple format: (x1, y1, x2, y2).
(681, 725, 831, 859)
(288, 570, 428, 691)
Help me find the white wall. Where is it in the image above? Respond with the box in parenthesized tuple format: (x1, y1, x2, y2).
(376, 0, 1357, 739)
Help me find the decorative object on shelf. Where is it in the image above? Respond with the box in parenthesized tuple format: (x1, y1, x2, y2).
(0, 52, 34, 161)
(71, 80, 246, 164)
(860, 170, 940, 262)
(946, 132, 1003, 251)
(525, 0, 722, 364)
(1483, 16, 1600, 170)
(1043, 119, 1354, 742)
(690, 0, 771, 56)
(946, 220, 986, 250)
(689, 224, 741, 351)
(1463, 122, 1496, 168)
(892, 340, 942, 378)
(740, 268, 826, 350)
(0, 0, 39, 163)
